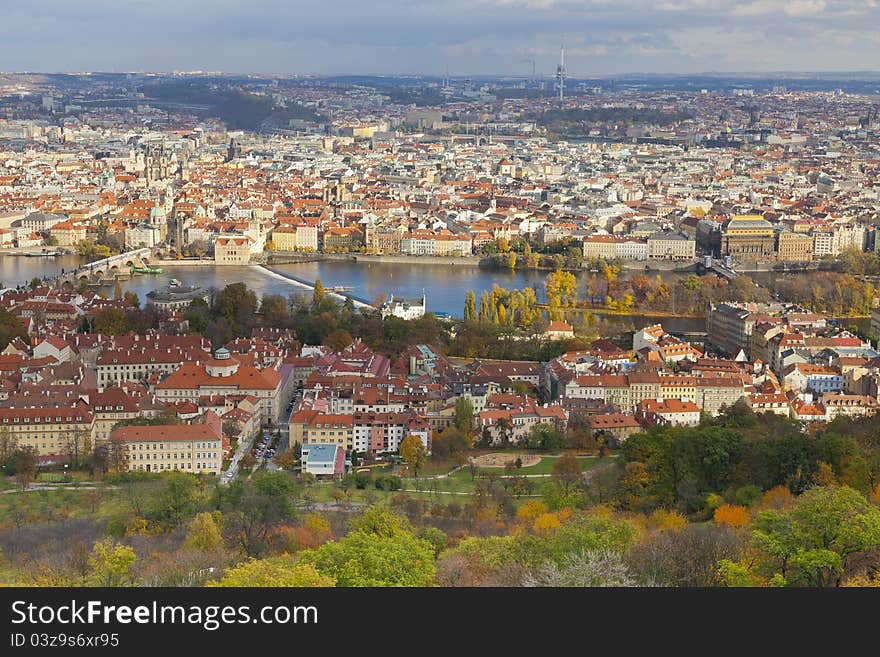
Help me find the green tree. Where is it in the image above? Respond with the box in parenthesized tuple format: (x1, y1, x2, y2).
(737, 486, 880, 586)
(93, 307, 131, 336)
(454, 396, 474, 433)
(214, 282, 258, 337)
(298, 506, 435, 586)
(86, 539, 137, 587)
(0, 305, 28, 351)
(260, 294, 291, 328)
(220, 473, 298, 557)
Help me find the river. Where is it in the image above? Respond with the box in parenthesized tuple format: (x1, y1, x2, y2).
(0, 254, 709, 332)
(38, 254, 880, 337)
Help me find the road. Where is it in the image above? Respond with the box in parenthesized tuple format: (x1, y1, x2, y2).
(220, 434, 254, 485)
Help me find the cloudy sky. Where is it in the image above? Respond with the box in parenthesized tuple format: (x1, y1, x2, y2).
(3, 0, 880, 76)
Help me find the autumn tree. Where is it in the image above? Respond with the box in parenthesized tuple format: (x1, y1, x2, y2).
(86, 539, 137, 587)
(464, 290, 477, 322)
(713, 504, 750, 528)
(324, 328, 353, 352)
(297, 506, 435, 586)
(312, 279, 325, 307)
(274, 450, 298, 470)
(724, 485, 880, 587)
(400, 434, 427, 477)
(185, 512, 224, 552)
(210, 557, 334, 587)
(11, 447, 37, 491)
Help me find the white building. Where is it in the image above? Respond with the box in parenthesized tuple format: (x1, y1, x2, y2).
(380, 293, 426, 321)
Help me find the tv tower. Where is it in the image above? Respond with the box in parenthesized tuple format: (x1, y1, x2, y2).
(555, 45, 565, 104)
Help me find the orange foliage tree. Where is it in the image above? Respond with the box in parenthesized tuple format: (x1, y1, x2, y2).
(713, 504, 750, 528)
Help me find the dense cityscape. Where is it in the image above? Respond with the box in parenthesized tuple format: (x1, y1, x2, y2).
(0, 69, 879, 590)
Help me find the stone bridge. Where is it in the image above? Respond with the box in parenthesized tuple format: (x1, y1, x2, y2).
(53, 248, 155, 287)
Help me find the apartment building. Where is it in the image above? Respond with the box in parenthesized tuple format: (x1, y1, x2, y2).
(0, 400, 95, 457)
(154, 350, 285, 425)
(110, 423, 222, 474)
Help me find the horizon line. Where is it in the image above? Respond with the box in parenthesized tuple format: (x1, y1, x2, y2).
(4, 69, 880, 79)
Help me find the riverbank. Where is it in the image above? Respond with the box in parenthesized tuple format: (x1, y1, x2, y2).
(271, 252, 488, 267)
(153, 258, 218, 266)
(269, 251, 700, 273)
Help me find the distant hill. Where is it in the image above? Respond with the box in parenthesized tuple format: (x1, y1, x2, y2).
(138, 81, 324, 131)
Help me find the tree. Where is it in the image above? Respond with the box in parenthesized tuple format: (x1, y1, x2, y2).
(11, 447, 37, 491)
(222, 419, 242, 440)
(185, 512, 224, 552)
(400, 435, 427, 477)
(324, 329, 353, 352)
(312, 279, 325, 307)
(713, 504, 750, 528)
(153, 472, 199, 529)
(260, 294, 291, 328)
(464, 290, 477, 322)
(94, 307, 130, 335)
(553, 454, 583, 489)
(454, 396, 474, 433)
(274, 450, 297, 470)
(123, 291, 139, 308)
(527, 423, 566, 450)
(523, 549, 637, 587)
(0, 304, 28, 350)
(297, 506, 435, 586)
(735, 485, 880, 586)
(221, 473, 298, 557)
(30, 277, 42, 289)
(86, 539, 137, 587)
(214, 283, 258, 338)
(210, 557, 334, 587)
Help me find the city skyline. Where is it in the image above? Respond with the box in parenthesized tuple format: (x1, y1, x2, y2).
(4, 1, 880, 77)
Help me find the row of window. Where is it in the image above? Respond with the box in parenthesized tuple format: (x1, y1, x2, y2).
(1, 417, 82, 424)
(132, 452, 218, 460)
(131, 441, 218, 450)
(133, 463, 217, 472)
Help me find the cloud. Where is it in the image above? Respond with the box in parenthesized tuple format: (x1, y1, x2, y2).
(0, 0, 877, 74)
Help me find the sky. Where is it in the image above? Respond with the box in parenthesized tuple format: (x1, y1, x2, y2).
(3, 0, 880, 77)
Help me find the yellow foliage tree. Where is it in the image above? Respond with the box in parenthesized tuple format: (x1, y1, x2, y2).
(184, 511, 223, 552)
(713, 504, 750, 528)
(814, 461, 837, 487)
(209, 557, 335, 587)
(517, 499, 548, 524)
(533, 512, 561, 536)
(649, 509, 686, 531)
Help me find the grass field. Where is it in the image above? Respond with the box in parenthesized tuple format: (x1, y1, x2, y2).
(305, 453, 601, 505)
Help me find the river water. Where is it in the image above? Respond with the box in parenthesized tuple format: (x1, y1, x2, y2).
(0, 254, 708, 332)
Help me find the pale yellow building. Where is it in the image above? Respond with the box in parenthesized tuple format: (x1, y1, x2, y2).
(110, 423, 223, 475)
(214, 235, 251, 264)
(0, 402, 96, 458)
